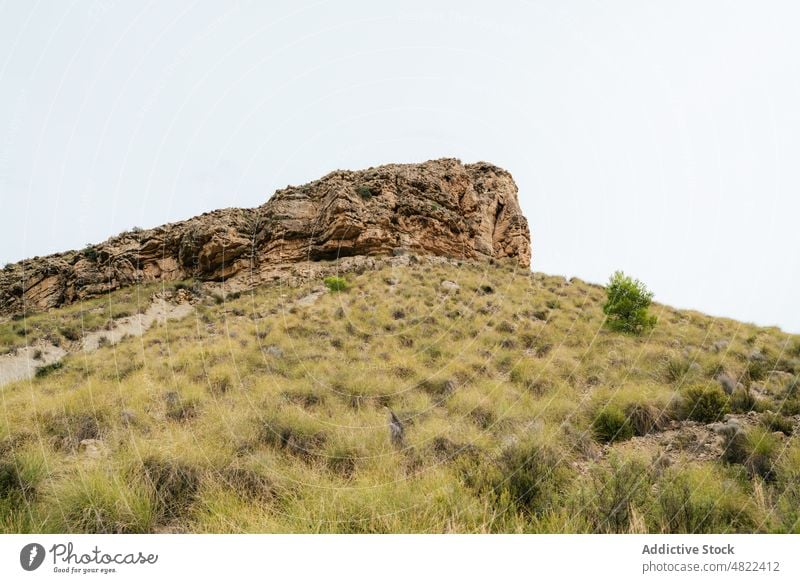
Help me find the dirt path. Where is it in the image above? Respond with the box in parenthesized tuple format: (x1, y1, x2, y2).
(0, 344, 67, 386)
(0, 298, 194, 388)
(80, 298, 194, 351)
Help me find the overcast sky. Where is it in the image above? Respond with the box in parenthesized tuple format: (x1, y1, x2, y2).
(1, 1, 799, 333)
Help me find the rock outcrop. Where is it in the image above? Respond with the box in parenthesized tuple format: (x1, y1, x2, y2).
(0, 158, 531, 315)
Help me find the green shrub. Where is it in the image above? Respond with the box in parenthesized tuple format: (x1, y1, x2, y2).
(35, 361, 64, 378)
(664, 357, 693, 383)
(774, 445, 800, 532)
(0, 451, 45, 503)
(323, 276, 349, 292)
(786, 377, 799, 398)
(0, 450, 47, 532)
(625, 402, 667, 436)
(50, 468, 155, 533)
(500, 440, 567, 515)
(730, 387, 758, 413)
(584, 455, 652, 533)
(355, 185, 373, 199)
(592, 405, 633, 443)
(657, 466, 756, 533)
(776, 396, 800, 416)
(139, 457, 201, 523)
(744, 428, 780, 481)
(602, 271, 656, 334)
(82, 244, 98, 262)
(60, 326, 81, 341)
(745, 360, 769, 383)
(473, 438, 569, 517)
(760, 411, 793, 436)
(719, 423, 749, 465)
(720, 425, 780, 481)
(681, 384, 729, 423)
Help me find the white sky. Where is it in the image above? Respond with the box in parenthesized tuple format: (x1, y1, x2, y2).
(1, 1, 798, 333)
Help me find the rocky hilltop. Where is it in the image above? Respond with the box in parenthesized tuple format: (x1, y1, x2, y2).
(0, 159, 530, 316)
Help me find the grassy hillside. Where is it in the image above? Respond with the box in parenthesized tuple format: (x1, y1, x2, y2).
(1, 258, 799, 533)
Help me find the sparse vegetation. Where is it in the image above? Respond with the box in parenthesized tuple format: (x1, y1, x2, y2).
(592, 405, 633, 443)
(323, 276, 349, 292)
(0, 281, 166, 354)
(34, 361, 64, 378)
(355, 185, 373, 199)
(681, 384, 730, 423)
(0, 259, 798, 533)
(82, 244, 99, 262)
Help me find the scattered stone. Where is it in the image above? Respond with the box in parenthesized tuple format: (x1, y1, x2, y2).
(296, 287, 326, 307)
(264, 345, 284, 358)
(712, 340, 729, 353)
(716, 372, 737, 395)
(440, 280, 460, 293)
(120, 409, 136, 425)
(78, 439, 105, 458)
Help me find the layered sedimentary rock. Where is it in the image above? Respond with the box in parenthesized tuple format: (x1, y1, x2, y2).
(0, 158, 531, 315)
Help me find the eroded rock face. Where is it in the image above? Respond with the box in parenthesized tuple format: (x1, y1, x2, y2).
(0, 158, 531, 315)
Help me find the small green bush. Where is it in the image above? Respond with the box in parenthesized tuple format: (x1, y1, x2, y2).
(760, 411, 793, 436)
(60, 326, 81, 341)
(785, 377, 799, 398)
(498, 440, 567, 515)
(745, 360, 769, 383)
(657, 466, 756, 533)
(82, 244, 98, 262)
(720, 425, 780, 481)
(584, 454, 652, 533)
(592, 405, 633, 443)
(744, 428, 780, 481)
(664, 356, 693, 383)
(682, 384, 730, 423)
(466, 438, 569, 517)
(625, 402, 667, 436)
(730, 387, 758, 413)
(355, 186, 373, 199)
(603, 271, 656, 334)
(0, 454, 43, 502)
(51, 467, 155, 533)
(140, 457, 201, 523)
(35, 361, 63, 378)
(719, 424, 749, 465)
(323, 276, 349, 292)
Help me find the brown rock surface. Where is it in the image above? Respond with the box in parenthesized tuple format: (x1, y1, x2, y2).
(0, 158, 530, 315)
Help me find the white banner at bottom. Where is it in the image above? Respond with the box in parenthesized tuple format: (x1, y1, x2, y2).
(0, 534, 796, 582)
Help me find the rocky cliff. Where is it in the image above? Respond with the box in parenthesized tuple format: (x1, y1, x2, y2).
(0, 158, 531, 315)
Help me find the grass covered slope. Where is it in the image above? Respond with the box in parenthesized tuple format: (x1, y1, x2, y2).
(1, 258, 799, 533)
